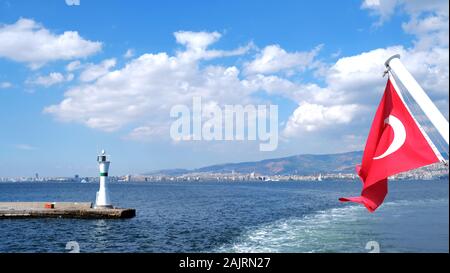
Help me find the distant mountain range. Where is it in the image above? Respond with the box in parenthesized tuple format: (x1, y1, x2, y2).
(146, 151, 363, 176)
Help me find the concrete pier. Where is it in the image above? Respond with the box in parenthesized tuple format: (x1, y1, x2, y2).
(0, 202, 136, 219)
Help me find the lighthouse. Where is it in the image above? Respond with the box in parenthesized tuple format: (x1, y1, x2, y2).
(0, 148, 136, 219)
(95, 150, 112, 208)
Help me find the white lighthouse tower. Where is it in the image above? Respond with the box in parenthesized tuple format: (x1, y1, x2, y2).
(95, 150, 112, 208)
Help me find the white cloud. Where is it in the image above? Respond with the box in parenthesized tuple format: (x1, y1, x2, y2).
(244, 44, 322, 75)
(277, 0, 447, 138)
(66, 73, 75, 82)
(326, 46, 406, 102)
(246, 46, 402, 109)
(283, 102, 362, 135)
(174, 31, 253, 61)
(0, 18, 102, 68)
(331, 50, 342, 59)
(279, 41, 447, 134)
(245, 73, 332, 106)
(79, 58, 116, 82)
(126, 125, 169, 141)
(361, 0, 398, 25)
(124, 49, 135, 59)
(66, 60, 82, 72)
(0, 81, 12, 89)
(174, 31, 221, 51)
(402, 12, 449, 50)
(45, 32, 255, 132)
(27, 72, 74, 87)
(361, 0, 449, 26)
(256, 1, 448, 136)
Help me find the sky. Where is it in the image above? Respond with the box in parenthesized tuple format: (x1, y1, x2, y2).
(0, 0, 448, 177)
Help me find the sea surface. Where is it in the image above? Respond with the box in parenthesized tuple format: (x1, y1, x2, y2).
(0, 180, 448, 253)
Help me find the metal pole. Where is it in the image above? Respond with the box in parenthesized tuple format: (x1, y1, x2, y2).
(385, 54, 449, 145)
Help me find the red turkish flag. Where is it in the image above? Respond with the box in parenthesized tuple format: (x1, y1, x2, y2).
(339, 79, 440, 212)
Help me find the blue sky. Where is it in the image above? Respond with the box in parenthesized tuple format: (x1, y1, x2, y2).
(0, 0, 448, 176)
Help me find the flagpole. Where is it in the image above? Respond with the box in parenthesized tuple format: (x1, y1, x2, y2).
(385, 54, 449, 145)
(389, 74, 445, 162)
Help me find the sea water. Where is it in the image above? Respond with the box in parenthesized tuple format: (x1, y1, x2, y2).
(0, 180, 448, 253)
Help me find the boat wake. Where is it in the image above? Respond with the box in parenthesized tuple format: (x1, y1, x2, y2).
(214, 198, 449, 253)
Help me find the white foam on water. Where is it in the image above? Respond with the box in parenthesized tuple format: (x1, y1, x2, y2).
(215, 198, 449, 253)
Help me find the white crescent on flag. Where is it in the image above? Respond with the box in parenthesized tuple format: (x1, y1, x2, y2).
(373, 115, 406, 160)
